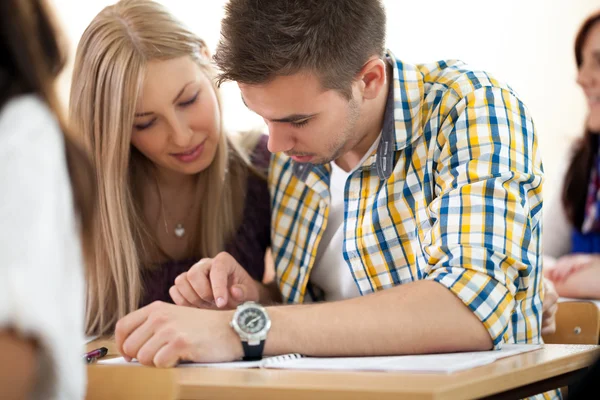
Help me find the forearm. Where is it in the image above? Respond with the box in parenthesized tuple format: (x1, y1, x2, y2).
(264, 280, 492, 357)
(0, 330, 37, 399)
(553, 266, 600, 300)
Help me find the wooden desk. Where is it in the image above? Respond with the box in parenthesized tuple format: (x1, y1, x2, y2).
(86, 340, 599, 400)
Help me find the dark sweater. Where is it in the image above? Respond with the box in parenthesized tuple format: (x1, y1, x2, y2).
(139, 135, 271, 307)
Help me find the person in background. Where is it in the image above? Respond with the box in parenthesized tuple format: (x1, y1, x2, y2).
(69, 0, 271, 337)
(544, 10, 600, 300)
(0, 0, 95, 398)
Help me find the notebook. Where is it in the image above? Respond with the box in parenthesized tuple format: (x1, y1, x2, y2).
(98, 344, 542, 373)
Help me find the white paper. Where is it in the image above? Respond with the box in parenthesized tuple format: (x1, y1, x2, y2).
(265, 344, 542, 373)
(99, 356, 273, 369)
(98, 345, 541, 373)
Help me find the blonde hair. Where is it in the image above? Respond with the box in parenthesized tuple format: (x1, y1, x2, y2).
(70, 0, 256, 335)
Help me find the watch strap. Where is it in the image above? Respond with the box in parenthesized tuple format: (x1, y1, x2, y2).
(242, 340, 265, 361)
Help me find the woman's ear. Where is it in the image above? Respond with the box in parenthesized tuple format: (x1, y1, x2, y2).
(200, 46, 211, 60)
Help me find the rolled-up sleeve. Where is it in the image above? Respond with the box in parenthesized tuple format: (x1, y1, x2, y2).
(425, 86, 544, 348)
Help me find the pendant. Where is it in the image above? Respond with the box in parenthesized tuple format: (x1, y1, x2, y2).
(174, 223, 185, 238)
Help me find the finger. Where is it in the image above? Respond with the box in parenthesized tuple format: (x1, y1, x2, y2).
(544, 280, 558, 304)
(115, 304, 154, 360)
(552, 263, 573, 281)
(174, 273, 204, 306)
(230, 285, 245, 302)
(542, 301, 558, 319)
(553, 270, 567, 282)
(169, 286, 193, 307)
(187, 259, 216, 304)
(121, 313, 165, 362)
(228, 282, 260, 306)
(210, 256, 236, 308)
(557, 262, 584, 281)
(571, 262, 589, 274)
(136, 330, 172, 367)
(170, 285, 216, 310)
(548, 282, 558, 299)
(153, 336, 194, 368)
(225, 285, 248, 308)
(541, 320, 556, 336)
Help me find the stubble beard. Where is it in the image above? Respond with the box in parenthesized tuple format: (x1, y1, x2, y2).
(315, 97, 362, 165)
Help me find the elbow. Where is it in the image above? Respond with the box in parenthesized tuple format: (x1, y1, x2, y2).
(473, 331, 494, 351)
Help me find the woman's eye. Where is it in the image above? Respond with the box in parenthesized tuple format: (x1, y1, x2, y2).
(134, 118, 156, 130)
(179, 92, 200, 107)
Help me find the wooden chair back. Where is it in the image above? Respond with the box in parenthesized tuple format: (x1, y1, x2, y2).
(543, 301, 600, 345)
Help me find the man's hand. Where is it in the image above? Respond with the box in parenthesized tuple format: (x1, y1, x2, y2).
(170, 252, 263, 309)
(541, 278, 558, 336)
(115, 301, 242, 367)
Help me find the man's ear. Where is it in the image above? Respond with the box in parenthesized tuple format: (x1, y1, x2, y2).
(357, 57, 387, 100)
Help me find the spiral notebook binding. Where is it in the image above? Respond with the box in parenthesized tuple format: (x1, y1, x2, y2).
(262, 353, 303, 367)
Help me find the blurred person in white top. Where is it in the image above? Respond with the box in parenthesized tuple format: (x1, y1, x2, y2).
(0, 0, 95, 398)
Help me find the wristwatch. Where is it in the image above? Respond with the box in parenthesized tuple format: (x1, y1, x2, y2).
(230, 301, 271, 361)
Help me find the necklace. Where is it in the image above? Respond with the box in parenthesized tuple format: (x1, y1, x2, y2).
(155, 181, 195, 239)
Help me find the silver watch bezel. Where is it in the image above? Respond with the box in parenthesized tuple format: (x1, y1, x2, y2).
(230, 301, 271, 345)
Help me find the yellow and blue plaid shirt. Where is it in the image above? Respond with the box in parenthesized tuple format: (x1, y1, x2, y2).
(268, 51, 544, 350)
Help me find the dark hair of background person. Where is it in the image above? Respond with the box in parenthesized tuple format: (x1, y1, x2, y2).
(0, 0, 95, 248)
(562, 11, 600, 230)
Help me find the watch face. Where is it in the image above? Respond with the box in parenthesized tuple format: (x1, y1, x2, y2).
(237, 307, 267, 334)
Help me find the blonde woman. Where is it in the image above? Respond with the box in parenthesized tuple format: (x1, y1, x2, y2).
(70, 0, 271, 336)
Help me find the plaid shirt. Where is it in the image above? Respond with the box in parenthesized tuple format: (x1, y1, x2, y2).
(269, 50, 544, 350)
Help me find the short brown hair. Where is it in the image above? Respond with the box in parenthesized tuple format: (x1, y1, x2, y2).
(214, 0, 386, 99)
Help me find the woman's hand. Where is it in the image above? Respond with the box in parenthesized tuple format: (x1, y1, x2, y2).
(545, 254, 600, 282)
(169, 252, 262, 309)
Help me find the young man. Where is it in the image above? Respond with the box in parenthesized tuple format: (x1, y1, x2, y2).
(115, 0, 557, 376)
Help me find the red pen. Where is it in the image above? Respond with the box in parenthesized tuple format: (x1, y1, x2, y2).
(84, 347, 108, 364)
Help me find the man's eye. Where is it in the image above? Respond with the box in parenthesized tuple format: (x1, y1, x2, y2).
(291, 119, 310, 128)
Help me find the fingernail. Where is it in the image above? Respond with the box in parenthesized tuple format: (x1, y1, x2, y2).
(216, 297, 226, 308)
